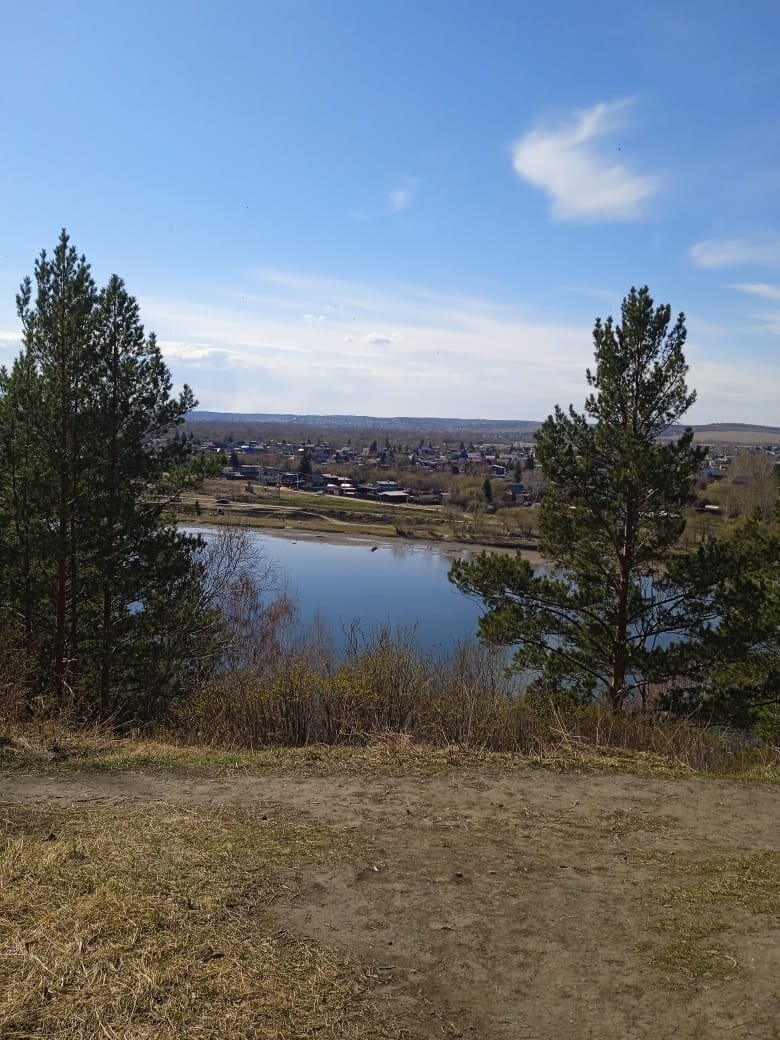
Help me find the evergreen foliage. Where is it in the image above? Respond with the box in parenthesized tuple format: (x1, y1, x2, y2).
(665, 512, 780, 737)
(0, 232, 222, 722)
(451, 287, 706, 710)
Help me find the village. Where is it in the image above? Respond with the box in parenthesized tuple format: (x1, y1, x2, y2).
(196, 431, 542, 504)
(174, 422, 780, 546)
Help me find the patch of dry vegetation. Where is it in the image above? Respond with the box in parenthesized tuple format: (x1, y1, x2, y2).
(179, 646, 779, 778)
(0, 802, 401, 1039)
(646, 851, 780, 982)
(3, 719, 777, 782)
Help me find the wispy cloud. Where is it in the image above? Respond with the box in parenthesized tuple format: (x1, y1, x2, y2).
(728, 282, 780, 302)
(691, 234, 780, 269)
(141, 273, 589, 417)
(0, 274, 773, 423)
(724, 281, 780, 338)
(691, 358, 780, 411)
(135, 269, 778, 423)
(389, 178, 418, 214)
(511, 99, 658, 221)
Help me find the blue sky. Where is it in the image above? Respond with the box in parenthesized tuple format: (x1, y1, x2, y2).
(1, 0, 779, 423)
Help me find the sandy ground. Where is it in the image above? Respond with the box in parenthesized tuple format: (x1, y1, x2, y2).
(2, 767, 777, 1039)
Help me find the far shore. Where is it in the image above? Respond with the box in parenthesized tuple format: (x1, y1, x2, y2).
(179, 514, 547, 567)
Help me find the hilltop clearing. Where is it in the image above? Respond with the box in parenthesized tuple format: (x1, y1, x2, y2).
(2, 751, 777, 1039)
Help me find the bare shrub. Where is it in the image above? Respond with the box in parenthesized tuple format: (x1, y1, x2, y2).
(176, 631, 771, 773)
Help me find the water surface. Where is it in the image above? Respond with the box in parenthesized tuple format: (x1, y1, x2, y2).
(191, 528, 485, 656)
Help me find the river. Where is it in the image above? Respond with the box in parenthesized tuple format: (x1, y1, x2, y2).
(188, 527, 488, 655)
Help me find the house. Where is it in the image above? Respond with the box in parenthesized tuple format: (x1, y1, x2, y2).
(508, 483, 530, 504)
(377, 489, 409, 503)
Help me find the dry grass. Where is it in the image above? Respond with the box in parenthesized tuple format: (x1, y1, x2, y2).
(0, 802, 401, 1039)
(2, 717, 778, 786)
(646, 851, 780, 982)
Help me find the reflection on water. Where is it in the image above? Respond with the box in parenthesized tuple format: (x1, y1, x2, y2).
(186, 527, 485, 656)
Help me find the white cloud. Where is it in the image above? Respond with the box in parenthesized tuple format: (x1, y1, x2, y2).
(389, 178, 418, 214)
(512, 99, 658, 221)
(691, 235, 780, 269)
(343, 332, 402, 346)
(0, 329, 22, 368)
(303, 313, 326, 323)
(723, 282, 780, 338)
(142, 275, 589, 417)
(728, 282, 780, 301)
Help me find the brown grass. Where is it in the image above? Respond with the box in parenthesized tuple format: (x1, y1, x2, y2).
(0, 802, 402, 1039)
(2, 637, 777, 783)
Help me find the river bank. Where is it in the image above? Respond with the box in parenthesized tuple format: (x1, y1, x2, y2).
(175, 479, 542, 552)
(181, 513, 547, 567)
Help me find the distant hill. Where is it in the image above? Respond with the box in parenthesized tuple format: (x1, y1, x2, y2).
(664, 423, 780, 445)
(187, 411, 543, 435)
(678, 422, 780, 435)
(187, 411, 780, 442)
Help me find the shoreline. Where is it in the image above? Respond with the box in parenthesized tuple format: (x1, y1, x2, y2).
(180, 515, 546, 566)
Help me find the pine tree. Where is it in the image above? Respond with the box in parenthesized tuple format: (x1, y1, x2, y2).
(0, 232, 216, 722)
(451, 287, 705, 709)
(80, 274, 198, 715)
(0, 350, 47, 664)
(14, 232, 97, 704)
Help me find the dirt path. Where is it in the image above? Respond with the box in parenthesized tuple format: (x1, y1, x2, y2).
(2, 768, 778, 1039)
